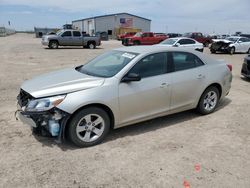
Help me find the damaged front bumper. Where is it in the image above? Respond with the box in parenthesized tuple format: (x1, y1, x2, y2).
(16, 89, 71, 142)
(210, 40, 232, 53)
(15, 106, 70, 142)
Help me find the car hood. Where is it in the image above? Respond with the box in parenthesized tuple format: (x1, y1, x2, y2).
(21, 68, 105, 98)
(212, 39, 232, 44)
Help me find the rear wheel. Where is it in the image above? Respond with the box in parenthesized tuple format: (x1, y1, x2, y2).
(49, 41, 58, 49)
(87, 42, 96, 49)
(68, 107, 110, 147)
(197, 86, 219, 115)
(247, 48, 250, 54)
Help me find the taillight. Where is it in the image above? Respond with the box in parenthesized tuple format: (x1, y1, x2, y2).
(227, 64, 232, 72)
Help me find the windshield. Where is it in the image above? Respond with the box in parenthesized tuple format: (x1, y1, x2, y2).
(134, 32, 142, 37)
(77, 51, 139, 78)
(161, 38, 178, 45)
(56, 30, 64, 36)
(226, 37, 238, 43)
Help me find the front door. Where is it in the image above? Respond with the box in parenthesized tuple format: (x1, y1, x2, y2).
(118, 52, 172, 125)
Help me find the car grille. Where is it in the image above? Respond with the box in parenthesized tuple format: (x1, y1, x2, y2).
(17, 89, 34, 107)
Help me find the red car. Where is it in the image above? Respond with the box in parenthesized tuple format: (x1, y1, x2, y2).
(122, 32, 168, 46)
(117, 32, 136, 41)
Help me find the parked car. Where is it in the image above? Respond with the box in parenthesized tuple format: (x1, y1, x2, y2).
(183, 32, 212, 47)
(16, 46, 232, 147)
(167, 33, 182, 38)
(42, 29, 101, 49)
(210, 36, 250, 55)
(95, 31, 108, 41)
(240, 34, 250, 39)
(117, 32, 136, 40)
(157, 37, 204, 52)
(122, 32, 168, 46)
(221, 34, 231, 39)
(241, 55, 250, 78)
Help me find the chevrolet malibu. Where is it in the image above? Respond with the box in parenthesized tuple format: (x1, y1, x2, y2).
(16, 46, 232, 147)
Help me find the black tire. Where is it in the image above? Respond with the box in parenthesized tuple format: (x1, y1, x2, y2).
(68, 107, 110, 147)
(197, 86, 219, 115)
(229, 47, 235, 55)
(133, 41, 140, 45)
(204, 42, 209, 47)
(87, 42, 96, 49)
(210, 49, 216, 54)
(247, 48, 250, 54)
(49, 41, 58, 49)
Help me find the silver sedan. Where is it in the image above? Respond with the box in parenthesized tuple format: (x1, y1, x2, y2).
(16, 46, 232, 147)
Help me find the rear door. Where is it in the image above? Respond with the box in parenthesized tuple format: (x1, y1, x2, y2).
(178, 39, 197, 49)
(169, 51, 206, 111)
(118, 52, 172, 124)
(72, 31, 82, 46)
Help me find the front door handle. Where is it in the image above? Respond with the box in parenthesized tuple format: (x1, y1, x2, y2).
(197, 74, 205, 79)
(160, 83, 169, 88)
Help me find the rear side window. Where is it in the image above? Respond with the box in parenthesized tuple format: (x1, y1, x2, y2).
(129, 53, 168, 78)
(172, 52, 204, 71)
(62, 31, 72, 37)
(73, 31, 81, 37)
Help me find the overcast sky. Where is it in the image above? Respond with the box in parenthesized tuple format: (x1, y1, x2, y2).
(0, 0, 249, 34)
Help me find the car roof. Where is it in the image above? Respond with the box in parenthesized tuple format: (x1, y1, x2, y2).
(114, 45, 200, 54)
(227, 36, 241, 39)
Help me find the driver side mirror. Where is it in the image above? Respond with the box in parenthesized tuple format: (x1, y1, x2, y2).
(173, 43, 180, 47)
(121, 73, 141, 82)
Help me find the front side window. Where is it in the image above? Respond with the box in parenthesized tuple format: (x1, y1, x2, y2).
(62, 31, 72, 37)
(77, 51, 138, 78)
(172, 52, 204, 71)
(129, 53, 167, 78)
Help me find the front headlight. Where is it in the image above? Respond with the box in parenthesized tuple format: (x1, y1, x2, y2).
(25, 95, 66, 112)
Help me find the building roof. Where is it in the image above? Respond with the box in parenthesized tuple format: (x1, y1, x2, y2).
(72, 13, 151, 22)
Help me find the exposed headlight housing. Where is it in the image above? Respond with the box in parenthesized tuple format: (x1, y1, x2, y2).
(25, 95, 66, 112)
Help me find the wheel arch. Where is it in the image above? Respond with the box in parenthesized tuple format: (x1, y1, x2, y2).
(49, 39, 59, 44)
(87, 40, 96, 45)
(196, 82, 222, 108)
(65, 103, 115, 134)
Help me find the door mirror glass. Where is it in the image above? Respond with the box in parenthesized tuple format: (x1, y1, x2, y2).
(173, 43, 180, 47)
(121, 73, 141, 82)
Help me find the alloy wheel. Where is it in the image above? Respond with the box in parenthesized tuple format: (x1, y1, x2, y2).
(203, 91, 218, 111)
(76, 114, 105, 142)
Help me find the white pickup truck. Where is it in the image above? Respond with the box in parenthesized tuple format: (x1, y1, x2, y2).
(42, 29, 101, 49)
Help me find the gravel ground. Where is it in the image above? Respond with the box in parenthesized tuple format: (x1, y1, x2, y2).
(0, 33, 249, 188)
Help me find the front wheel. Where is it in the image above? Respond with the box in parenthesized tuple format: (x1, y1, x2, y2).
(197, 86, 219, 115)
(133, 41, 140, 45)
(68, 107, 110, 147)
(229, 47, 235, 55)
(247, 48, 250, 54)
(49, 41, 58, 49)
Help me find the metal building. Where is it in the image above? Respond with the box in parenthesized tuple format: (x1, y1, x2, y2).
(72, 13, 151, 38)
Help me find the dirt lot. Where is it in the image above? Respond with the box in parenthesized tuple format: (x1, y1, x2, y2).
(0, 33, 249, 188)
